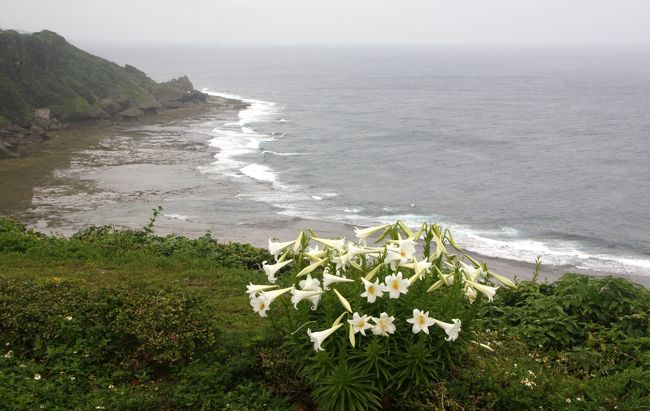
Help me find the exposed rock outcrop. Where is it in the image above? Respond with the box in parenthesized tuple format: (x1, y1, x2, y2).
(0, 28, 208, 157)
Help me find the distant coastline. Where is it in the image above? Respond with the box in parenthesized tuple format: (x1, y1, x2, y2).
(0, 29, 209, 158)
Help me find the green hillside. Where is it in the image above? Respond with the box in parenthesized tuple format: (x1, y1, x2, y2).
(0, 29, 204, 126)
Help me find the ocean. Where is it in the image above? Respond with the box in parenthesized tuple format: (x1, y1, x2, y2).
(23, 45, 650, 276)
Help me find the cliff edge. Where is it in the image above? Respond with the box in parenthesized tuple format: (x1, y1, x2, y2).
(0, 29, 207, 157)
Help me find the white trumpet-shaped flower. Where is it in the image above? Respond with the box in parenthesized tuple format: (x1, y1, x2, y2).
(371, 312, 396, 336)
(407, 309, 435, 334)
(290, 288, 324, 310)
(262, 259, 293, 283)
(384, 272, 410, 299)
(460, 261, 486, 282)
(354, 224, 390, 242)
(307, 323, 343, 351)
(250, 287, 292, 317)
(245, 283, 279, 298)
(384, 244, 402, 270)
(268, 239, 296, 260)
(465, 280, 499, 302)
(322, 271, 354, 290)
(305, 245, 325, 260)
(250, 294, 270, 317)
(360, 277, 385, 303)
(348, 312, 372, 336)
(433, 318, 462, 341)
(347, 243, 380, 260)
(311, 237, 346, 251)
(464, 285, 477, 303)
(332, 253, 350, 272)
(299, 274, 321, 291)
(397, 238, 417, 259)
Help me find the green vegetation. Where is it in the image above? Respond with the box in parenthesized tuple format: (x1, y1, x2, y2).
(0, 216, 648, 409)
(0, 29, 200, 125)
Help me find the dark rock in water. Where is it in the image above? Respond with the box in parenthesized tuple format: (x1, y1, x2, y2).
(29, 125, 46, 136)
(0, 140, 19, 158)
(99, 97, 131, 116)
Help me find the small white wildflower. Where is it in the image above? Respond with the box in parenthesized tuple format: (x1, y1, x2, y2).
(65, 316, 73, 321)
(108, 384, 115, 389)
(566, 398, 572, 403)
(34, 373, 42, 380)
(520, 377, 536, 388)
(3, 350, 13, 359)
(70, 376, 76, 381)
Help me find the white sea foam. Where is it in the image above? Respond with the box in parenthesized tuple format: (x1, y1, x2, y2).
(262, 150, 305, 156)
(240, 164, 277, 183)
(164, 213, 192, 221)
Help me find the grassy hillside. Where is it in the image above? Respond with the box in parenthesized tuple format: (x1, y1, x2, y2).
(0, 216, 648, 409)
(0, 29, 202, 125)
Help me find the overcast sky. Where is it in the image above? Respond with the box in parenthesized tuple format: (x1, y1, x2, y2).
(2, 0, 649, 47)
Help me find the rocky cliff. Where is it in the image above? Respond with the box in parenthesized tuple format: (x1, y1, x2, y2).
(0, 29, 207, 157)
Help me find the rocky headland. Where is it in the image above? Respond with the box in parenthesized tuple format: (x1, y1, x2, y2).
(0, 29, 208, 158)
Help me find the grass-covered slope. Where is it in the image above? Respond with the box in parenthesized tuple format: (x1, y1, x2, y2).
(0, 29, 203, 125)
(0, 217, 648, 409)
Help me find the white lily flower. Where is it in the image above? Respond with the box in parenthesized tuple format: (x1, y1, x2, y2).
(262, 259, 293, 283)
(305, 245, 326, 260)
(384, 244, 402, 270)
(465, 280, 499, 302)
(322, 271, 354, 290)
(464, 285, 477, 303)
(371, 312, 396, 336)
(360, 277, 385, 303)
(433, 318, 462, 341)
(407, 309, 435, 334)
(291, 288, 324, 310)
(348, 312, 372, 336)
(245, 283, 279, 298)
(347, 243, 380, 260)
(307, 323, 344, 352)
(332, 253, 350, 272)
(299, 274, 321, 291)
(250, 287, 292, 317)
(260, 287, 293, 303)
(250, 294, 270, 317)
(460, 261, 486, 282)
(384, 272, 410, 299)
(354, 224, 390, 242)
(397, 238, 417, 259)
(311, 237, 346, 251)
(268, 239, 296, 260)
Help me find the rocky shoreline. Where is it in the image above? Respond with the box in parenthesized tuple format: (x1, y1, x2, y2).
(0, 76, 208, 159)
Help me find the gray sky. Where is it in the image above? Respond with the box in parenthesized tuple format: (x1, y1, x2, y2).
(2, 0, 650, 46)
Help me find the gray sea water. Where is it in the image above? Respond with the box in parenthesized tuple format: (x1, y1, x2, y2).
(30, 45, 650, 275)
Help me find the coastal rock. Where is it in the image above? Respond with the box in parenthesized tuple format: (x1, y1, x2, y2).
(118, 107, 145, 119)
(32, 116, 50, 130)
(0, 140, 18, 158)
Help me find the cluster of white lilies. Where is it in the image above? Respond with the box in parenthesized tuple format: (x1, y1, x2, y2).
(246, 221, 516, 352)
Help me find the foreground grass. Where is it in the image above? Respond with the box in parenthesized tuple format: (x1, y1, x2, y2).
(0, 217, 649, 410)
